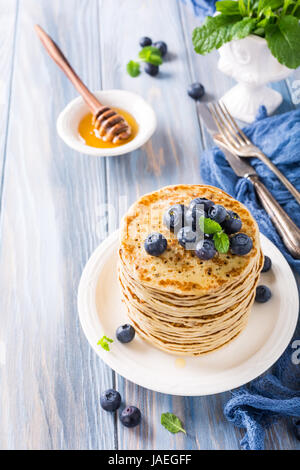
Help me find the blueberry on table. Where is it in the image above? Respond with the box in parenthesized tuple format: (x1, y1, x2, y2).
(120, 406, 141, 428)
(100, 389, 121, 412)
(153, 40, 167, 57)
(144, 63, 159, 76)
(163, 204, 186, 232)
(261, 255, 272, 273)
(255, 285, 272, 303)
(139, 36, 152, 47)
(144, 232, 167, 256)
(116, 324, 135, 343)
(177, 226, 197, 249)
(189, 197, 214, 214)
(195, 239, 216, 260)
(222, 210, 242, 234)
(230, 233, 253, 255)
(187, 82, 205, 100)
(293, 419, 300, 441)
(207, 204, 227, 224)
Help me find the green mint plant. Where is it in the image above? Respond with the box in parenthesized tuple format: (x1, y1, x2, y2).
(97, 335, 113, 351)
(192, 0, 300, 69)
(199, 216, 230, 254)
(161, 412, 186, 434)
(126, 46, 163, 77)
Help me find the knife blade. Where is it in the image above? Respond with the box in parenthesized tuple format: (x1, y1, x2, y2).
(198, 103, 256, 177)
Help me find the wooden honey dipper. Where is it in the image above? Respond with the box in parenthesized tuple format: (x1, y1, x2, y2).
(35, 25, 131, 144)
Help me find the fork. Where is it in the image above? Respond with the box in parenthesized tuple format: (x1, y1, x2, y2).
(209, 101, 300, 205)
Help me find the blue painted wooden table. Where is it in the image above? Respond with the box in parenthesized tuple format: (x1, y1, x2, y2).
(0, 0, 299, 450)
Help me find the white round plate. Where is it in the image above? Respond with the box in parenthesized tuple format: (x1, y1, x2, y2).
(78, 231, 299, 396)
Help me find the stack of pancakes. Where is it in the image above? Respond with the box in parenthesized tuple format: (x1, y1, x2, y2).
(118, 185, 263, 356)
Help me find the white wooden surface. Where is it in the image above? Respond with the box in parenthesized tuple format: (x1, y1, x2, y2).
(0, 0, 299, 450)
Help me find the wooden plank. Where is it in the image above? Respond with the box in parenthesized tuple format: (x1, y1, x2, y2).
(0, 0, 115, 450)
(97, 0, 207, 450)
(0, 0, 18, 200)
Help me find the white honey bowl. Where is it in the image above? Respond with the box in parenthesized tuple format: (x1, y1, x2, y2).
(57, 89, 157, 157)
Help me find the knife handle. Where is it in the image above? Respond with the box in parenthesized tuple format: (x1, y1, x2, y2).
(248, 175, 300, 259)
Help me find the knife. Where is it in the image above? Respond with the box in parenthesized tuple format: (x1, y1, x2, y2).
(198, 103, 300, 259)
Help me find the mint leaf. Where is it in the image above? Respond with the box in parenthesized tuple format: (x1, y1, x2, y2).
(192, 15, 256, 55)
(216, 1, 241, 15)
(161, 413, 186, 434)
(199, 216, 222, 234)
(139, 46, 163, 65)
(238, 0, 248, 16)
(97, 335, 113, 351)
(213, 232, 230, 253)
(265, 15, 300, 68)
(126, 60, 140, 77)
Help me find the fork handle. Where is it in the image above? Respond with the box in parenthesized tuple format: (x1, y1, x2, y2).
(35, 25, 102, 115)
(248, 175, 300, 259)
(254, 150, 300, 205)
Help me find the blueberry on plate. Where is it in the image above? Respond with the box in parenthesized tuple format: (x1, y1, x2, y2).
(207, 204, 227, 224)
(187, 82, 205, 100)
(163, 204, 186, 232)
(153, 40, 167, 57)
(292, 419, 300, 441)
(144, 232, 167, 256)
(139, 36, 152, 47)
(230, 233, 253, 255)
(189, 197, 214, 215)
(185, 206, 205, 231)
(100, 389, 121, 412)
(261, 255, 272, 273)
(144, 63, 159, 76)
(177, 226, 197, 249)
(120, 406, 141, 428)
(195, 239, 216, 260)
(222, 211, 242, 234)
(116, 324, 135, 343)
(255, 285, 272, 303)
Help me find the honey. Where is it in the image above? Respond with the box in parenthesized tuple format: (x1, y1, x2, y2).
(78, 108, 138, 149)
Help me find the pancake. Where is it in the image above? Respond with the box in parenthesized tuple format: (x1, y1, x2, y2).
(120, 184, 260, 295)
(118, 184, 263, 356)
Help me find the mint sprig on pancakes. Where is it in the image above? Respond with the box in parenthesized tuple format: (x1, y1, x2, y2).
(199, 216, 230, 254)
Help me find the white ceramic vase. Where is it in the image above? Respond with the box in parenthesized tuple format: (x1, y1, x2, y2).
(218, 35, 292, 123)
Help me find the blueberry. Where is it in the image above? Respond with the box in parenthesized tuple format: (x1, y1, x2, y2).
(207, 204, 227, 224)
(153, 41, 167, 57)
(195, 239, 216, 260)
(100, 389, 121, 412)
(189, 198, 214, 214)
(230, 233, 253, 255)
(222, 211, 242, 234)
(120, 406, 141, 428)
(255, 285, 272, 303)
(177, 226, 197, 249)
(116, 324, 135, 343)
(163, 204, 186, 232)
(144, 63, 159, 76)
(144, 232, 167, 256)
(187, 82, 205, 100)
(139, 36, 152, 47)
(261, 255, 272, 273)
(292, 419, 300, 441)
(185, 206, 205, 231)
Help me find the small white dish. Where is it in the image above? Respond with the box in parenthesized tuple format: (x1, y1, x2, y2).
(57, 89, 157, 157)
(78, 230, 298, 396)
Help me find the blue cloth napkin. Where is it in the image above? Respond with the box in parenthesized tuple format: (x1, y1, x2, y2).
(183, 0, 217, 17)
(201, 107, 300, 449)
